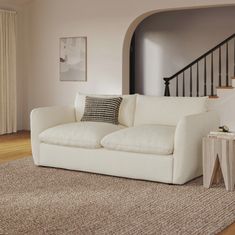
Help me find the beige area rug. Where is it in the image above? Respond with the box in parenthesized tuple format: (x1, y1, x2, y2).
(0, 158, 235, 235)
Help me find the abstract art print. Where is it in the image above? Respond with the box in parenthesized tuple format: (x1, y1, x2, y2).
(60, 37, 87, 81)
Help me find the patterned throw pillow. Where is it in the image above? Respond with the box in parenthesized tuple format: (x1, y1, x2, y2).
(81, 96, 123, 125)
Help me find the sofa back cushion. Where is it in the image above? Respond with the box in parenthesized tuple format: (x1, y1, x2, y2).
(75, 93, 137, 127)
(134, 95, 208, 126)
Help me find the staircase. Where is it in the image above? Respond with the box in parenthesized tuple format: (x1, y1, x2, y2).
(163, 34, 235, 131)
(163, 33, 235, 98)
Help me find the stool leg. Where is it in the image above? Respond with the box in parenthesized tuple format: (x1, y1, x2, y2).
(228, 140, 235, 191)
(220, 140, 234, 191)
(203, 138, 220, 188)
(203, 138, 211, 188)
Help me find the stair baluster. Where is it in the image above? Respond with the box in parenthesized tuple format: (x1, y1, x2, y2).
(176, 76, 178, 97)
(219, 47, 222, 87)
(196, 62, 199, 97)
(190, 67, 192, 97)
(234, 38, 235, 77)
(183, 72, 185, 97)
(226, 42, 229, 86)
(204, 57, 207, 96)
(211, 52, 214, 96)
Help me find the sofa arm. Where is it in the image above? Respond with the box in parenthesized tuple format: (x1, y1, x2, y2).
(30, 106, 76, 165)
(173, 111, 219, 184)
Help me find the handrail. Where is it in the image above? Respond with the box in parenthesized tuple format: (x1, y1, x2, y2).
(164, 33, 235, 82)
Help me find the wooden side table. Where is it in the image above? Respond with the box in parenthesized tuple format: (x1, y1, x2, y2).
(203, 135, 235, 191)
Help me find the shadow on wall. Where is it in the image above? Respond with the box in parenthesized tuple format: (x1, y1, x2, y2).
(209, 89, 235, 132)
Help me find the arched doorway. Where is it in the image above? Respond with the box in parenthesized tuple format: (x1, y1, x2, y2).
(125, 6, 235, 96)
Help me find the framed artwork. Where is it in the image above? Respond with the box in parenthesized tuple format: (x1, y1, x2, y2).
(60, 37, 87, 81)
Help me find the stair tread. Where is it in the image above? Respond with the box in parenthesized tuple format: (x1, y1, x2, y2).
(209, 95, 219, 99)
(216, 86, 234, 89)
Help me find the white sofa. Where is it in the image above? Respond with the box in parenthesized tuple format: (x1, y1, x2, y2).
(31, 94, 219, 184)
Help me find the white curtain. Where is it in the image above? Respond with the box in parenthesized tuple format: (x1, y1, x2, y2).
(0, 10, 17, 135)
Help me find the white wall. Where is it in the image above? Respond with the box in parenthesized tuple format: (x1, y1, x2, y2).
(4, 0, 234, 129)
(134, 7, 235, 96)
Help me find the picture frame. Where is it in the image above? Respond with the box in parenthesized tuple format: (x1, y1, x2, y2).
(59, 36, 87, 81)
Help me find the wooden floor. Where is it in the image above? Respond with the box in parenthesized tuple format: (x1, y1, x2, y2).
(0, 131, 31, 164)
(0, 131, 234, 234)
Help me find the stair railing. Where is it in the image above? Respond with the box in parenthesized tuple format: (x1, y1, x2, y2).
(163, 33, 235, 97)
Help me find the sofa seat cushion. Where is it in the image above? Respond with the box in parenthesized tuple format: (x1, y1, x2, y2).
(39, 122, 125, 149)
(101, 125, 176, 155)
